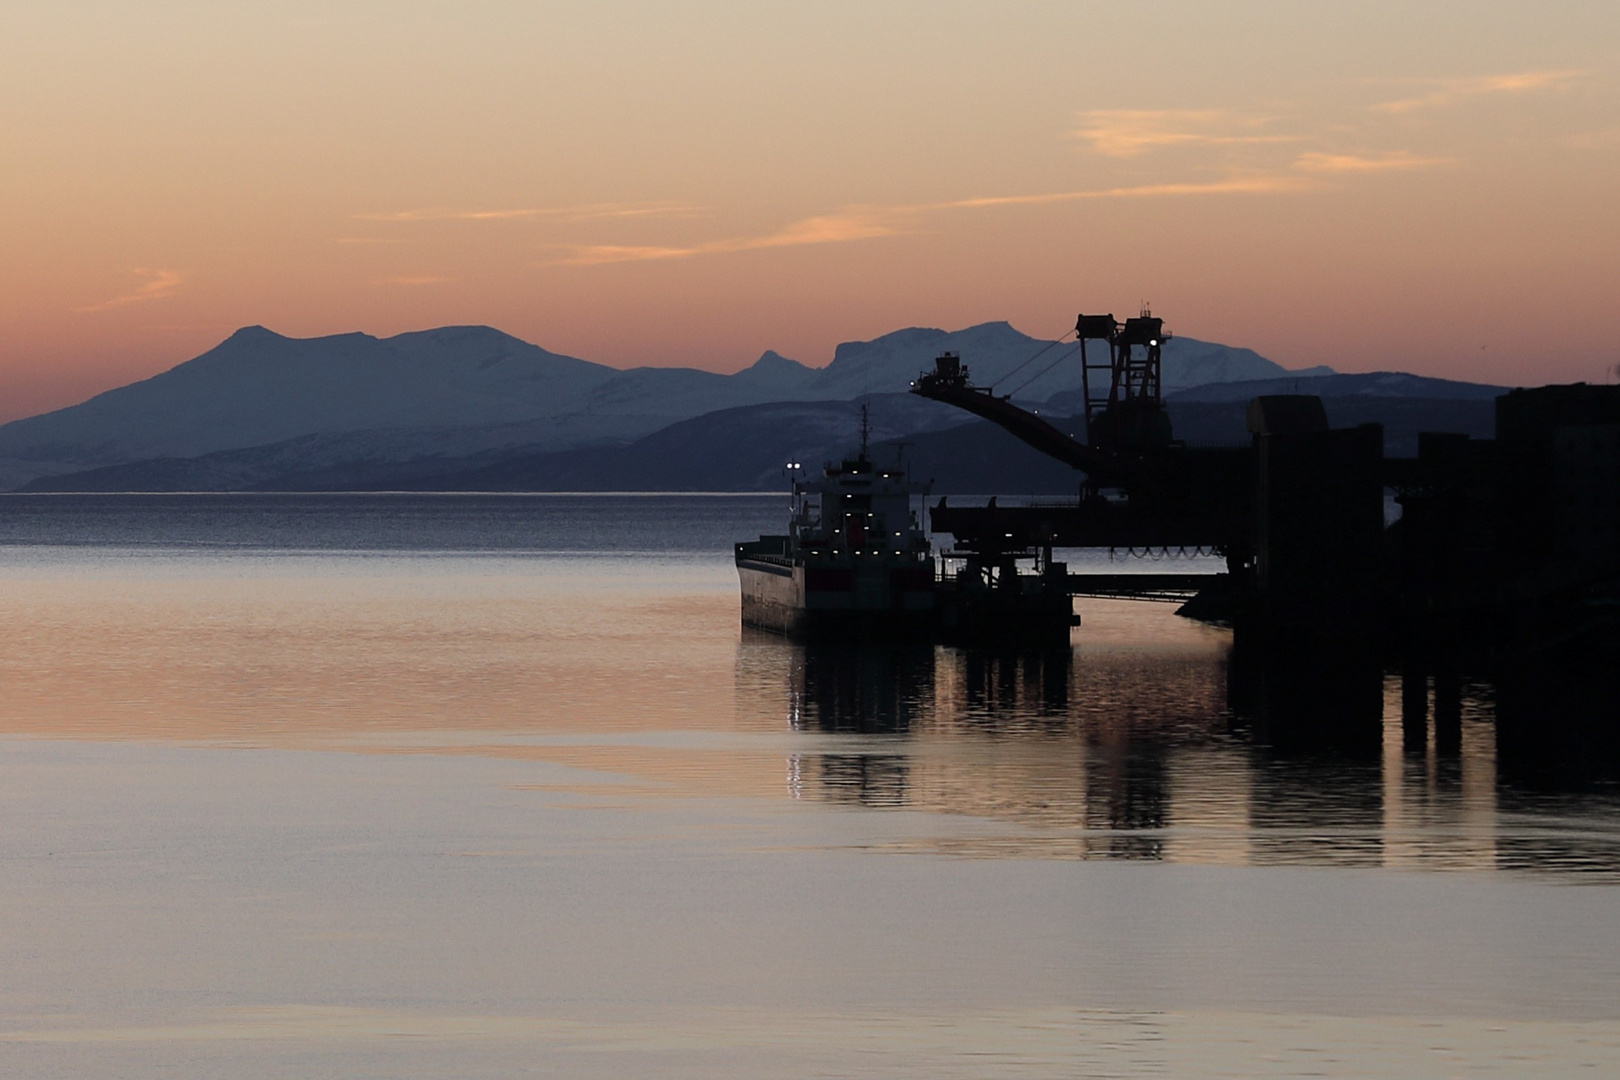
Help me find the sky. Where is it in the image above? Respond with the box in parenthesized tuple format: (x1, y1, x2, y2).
(1, 1, 1617, 422)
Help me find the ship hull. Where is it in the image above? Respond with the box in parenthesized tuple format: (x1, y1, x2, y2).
(736, 556, 1073, 644)
(737, 556, 938, 638)
(932, 578, 1076, 645)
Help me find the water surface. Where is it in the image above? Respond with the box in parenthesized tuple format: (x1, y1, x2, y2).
(1, 493, 1617, 1077)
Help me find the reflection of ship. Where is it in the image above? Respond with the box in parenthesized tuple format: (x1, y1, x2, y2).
(734, 406, 1076, 642)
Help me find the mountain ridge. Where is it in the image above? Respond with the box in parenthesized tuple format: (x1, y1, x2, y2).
(21, 390, 1501, 494)
(0, 320, 1328, 490)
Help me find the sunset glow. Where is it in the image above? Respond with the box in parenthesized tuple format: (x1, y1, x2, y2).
(2, 2, 1616, 420)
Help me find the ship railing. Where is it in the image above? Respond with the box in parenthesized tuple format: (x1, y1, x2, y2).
(735, 536, 792, 565)
(742, 552, 797, 569)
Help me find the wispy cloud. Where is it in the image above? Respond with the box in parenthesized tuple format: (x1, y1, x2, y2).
(1372, 69, 1585, 114)
(742, 210, 901, 249)
(937, 175, 1314, 210)
(560, 245, 695, 265)
(554, 178, 1311, 266)
(77, 268, 183, 312)
(1073, 110, 1297, 158)
(557, 209, 901, 265)
(551, 95, 1469, 271)
(358, 201, 703, 223)
(1292, 151, 1448, 173)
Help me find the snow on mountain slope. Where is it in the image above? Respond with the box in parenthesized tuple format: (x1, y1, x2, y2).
(1166, 371, 1505, 403)
(804, 321, 1323, 401)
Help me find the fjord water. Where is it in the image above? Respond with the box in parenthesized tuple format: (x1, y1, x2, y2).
(1, 494, 1617, 1077)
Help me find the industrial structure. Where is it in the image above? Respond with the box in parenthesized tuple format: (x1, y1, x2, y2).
(906, 308, 1620, 755)
(738, 306, 1619, 751)
(910, 311, 1619, 653)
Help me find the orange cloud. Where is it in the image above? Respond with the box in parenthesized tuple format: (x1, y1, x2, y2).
(938, 175, 1314, 210)
(76, 269, 183, 312)
(1373, 70, 1585, 114)
(556, 210, 900, 266)
(555, 178, 1314, 265)
(1073, 110, 1297, 158)
(1292, 151, 1448, 173)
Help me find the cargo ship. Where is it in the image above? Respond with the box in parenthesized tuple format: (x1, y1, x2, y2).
(734, 410, 937, 636)
(734, 404, 1076, 642)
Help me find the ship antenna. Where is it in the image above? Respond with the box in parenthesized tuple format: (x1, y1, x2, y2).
(859, 402, 871, 461)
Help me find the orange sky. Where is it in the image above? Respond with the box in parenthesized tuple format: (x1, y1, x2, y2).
(2, 2, 1617, 422)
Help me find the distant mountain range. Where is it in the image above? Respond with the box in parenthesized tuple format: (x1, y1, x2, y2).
(1163, 371, 1507, 403)
(0, 321, 1508, 494)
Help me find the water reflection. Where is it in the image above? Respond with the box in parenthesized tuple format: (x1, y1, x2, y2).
(1495, 639, 1620, 786)
(4, 536, 1616, 879)
(791, 643, 936, 735)
(1226, 632, 1385, 758)
(736, 615, 1620, 878)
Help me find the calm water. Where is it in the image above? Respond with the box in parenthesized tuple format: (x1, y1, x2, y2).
(2, 494, 1618, 1077)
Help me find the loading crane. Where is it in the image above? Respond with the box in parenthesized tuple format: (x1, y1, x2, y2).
(911, 311, 1257, 564)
